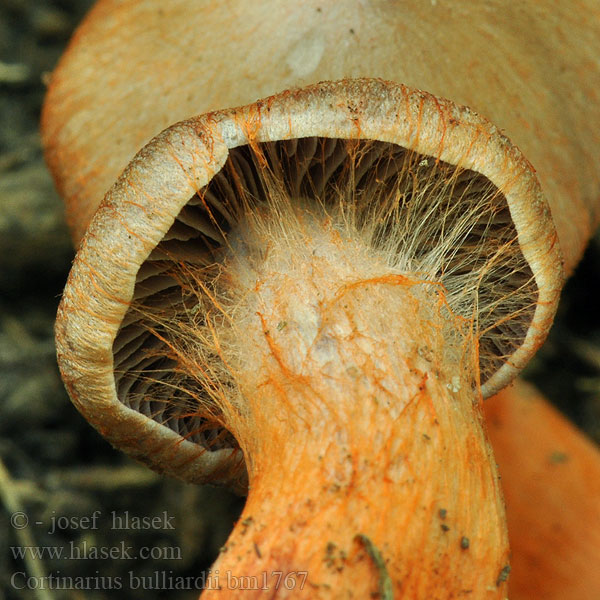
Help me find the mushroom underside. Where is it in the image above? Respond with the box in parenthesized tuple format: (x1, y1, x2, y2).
(111, 136, 537, 460)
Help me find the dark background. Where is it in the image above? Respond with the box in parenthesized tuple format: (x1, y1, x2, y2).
(1, 1, 598, 598)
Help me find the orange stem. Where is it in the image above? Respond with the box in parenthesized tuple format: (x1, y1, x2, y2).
(197, 217, 509, 598)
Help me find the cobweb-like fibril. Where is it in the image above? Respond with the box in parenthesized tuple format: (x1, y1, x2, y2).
(112, 138, 537, 452)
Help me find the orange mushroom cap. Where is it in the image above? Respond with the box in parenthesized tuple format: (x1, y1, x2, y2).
(42, 0, 600, 272)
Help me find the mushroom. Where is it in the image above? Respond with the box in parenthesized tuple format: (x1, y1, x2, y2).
(41, 2, 600, 598)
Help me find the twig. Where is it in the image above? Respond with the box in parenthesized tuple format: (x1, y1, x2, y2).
(0, 456, 53, 600)
(355, 533, 393, 600)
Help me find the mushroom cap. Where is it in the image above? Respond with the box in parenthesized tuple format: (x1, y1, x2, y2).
(55, 79, 562, 488)
(42, 0, 600, 272)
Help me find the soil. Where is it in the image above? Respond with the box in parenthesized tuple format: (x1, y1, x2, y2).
(0, 2, 598, 599)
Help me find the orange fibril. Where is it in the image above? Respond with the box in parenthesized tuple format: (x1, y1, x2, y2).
(41, 2, 600, 598)
(194, 205, 509, 597)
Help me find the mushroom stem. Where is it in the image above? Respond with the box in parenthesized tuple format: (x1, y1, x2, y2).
(174, 205, 509, 597)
